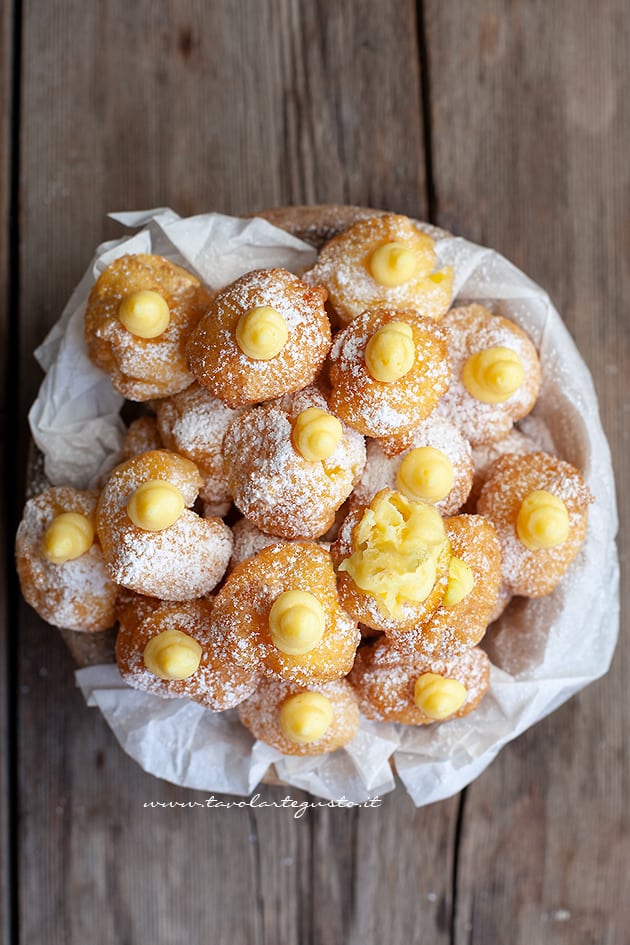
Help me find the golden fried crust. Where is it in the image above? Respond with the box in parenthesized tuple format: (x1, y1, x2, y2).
(329, 309, 450, 440)
(351, 415, 473, 516)
(16, 487, 117, 632)
(386, 514, 502, 659)
(237, 677, 360, 756)
(115, 596, 259, 709)
(185, 268, 331, 407)
(349, 640, 490, 725)
(330, 501, 451, 634)
(222, 387, 366, 540)
(121, 416, 163, 459)
(477, 451, 593, 597)
(96, 450, 233, 600)
(155, 382, 240, 510)
(210, 542, 360, 686)
(85, 253, 212, 401)
(437, 304, 541, 446)
(467, 428, 540, 508)
(302, 214, 453, 327)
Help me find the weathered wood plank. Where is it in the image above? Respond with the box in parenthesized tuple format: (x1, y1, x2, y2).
(17, 1, 460, 943)
(1, 1, 16, 943)
(425, 1, 630, 941)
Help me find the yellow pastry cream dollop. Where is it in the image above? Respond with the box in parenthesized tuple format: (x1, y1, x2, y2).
(143, 628, 202, 680)
(126, 480, 186, 532)
(235, 305, 289, 360)
(413, 673, 467, 720)
(292, 407, 343, 462)
(462, 346, 525, 404)
(41, 511, 95, 564)
(118, 290, 171, 339)
(442, 556, 475, 607)
(338, 490, 448, 618)
(278, 691, 334, 744)
(516, 489, 570, 550)
(369, 241, 421, 287)
(397, 446, 455, 503)
(269, 589, 326, 655)
(365, 321, 416, 383)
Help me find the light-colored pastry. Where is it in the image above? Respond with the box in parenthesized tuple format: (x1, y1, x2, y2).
(185, 268, 331, 407)
(16, 487, 117, 632)
(116, 593, 259, 709)
(468, 427, 540, 507)
(238, 677, 360, 755)
(85, 253, 212, 401)
(211, 541, 360, 685)
(155, 382, 240, 515)
(302, 214, 453, 327)
(328, 309, 450, 445)
(330, 489, 451, 634)
(121, 416, 163, 459)
(223, 386, 366, 539)
(477, 451, 593, 596)
(352, 415, 473, 516)
(385, 514, 502, 659)
(349, 639, 490, 725)
(437, 304, 541, 446)
(96, 450, 233, 600)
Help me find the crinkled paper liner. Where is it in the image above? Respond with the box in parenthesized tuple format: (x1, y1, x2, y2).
(31, 208, 619, 805)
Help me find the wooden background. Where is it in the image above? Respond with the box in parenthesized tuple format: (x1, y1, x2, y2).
(2, 1, 628, 942)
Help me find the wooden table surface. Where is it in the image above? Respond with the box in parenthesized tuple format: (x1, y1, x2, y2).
(2, 2, 628, 942)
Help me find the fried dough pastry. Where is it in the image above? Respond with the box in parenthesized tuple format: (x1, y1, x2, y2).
(351, 414, 473, 516)
(330, 490, 451, 634)
(156, 382, 240, 515)
(328, 309, 450, 444)
(115, 592, 258, 709)
(121, 415, 163, 459)
(302, 214, 453, 327)
(85, 253, 211, 400)
(96, 450, 233, 600)
(437, 304, 541, 446)
(386, 514, 502, 659)
(349, 640, 490, 725)
(211, 541, 360, 686)
(477, 451, 593, 596)
(223, 386, 366, 539)
(238, 677, 360, 755)
(16, 487, 117, 632)
(185, 268, 331, 407)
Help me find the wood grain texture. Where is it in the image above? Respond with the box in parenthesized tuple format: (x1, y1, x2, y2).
(424, 1, 629, 941)
(16, 2, 461, 943)
(1, 2, 16, 943)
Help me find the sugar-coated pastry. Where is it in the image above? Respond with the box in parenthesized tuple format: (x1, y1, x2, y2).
(223, 386, 366, 539)
(85, 254, 212, 401)
(16, 487, 117, 632)
(351, 415, 473, 516)
(302, 214, 453, 327)
(116, 592, 259, 709)
(349, 639, 490, 725)
(477, 451, 593, 597)
(331, 489, 451, 634)
(155, 383, 240, 515)
(385, 514, 502, 659)
(238, 677, 360, 755)
(437, 304, 541, 446)
(121, 416, 163, 459)
(488, 582, 512, 623)
(229, 518, 288, 570)
(328, 309, 450, 443)
(185, 268, 331, 407)
(468, 427, 540, 507)
(211, 542, 360, 685)
(96, 450, 233, 600)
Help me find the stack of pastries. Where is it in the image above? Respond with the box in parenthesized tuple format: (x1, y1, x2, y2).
(16, 214, 593, 759)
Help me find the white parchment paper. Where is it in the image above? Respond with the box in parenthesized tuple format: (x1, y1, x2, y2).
(30, 209, 619, 805)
